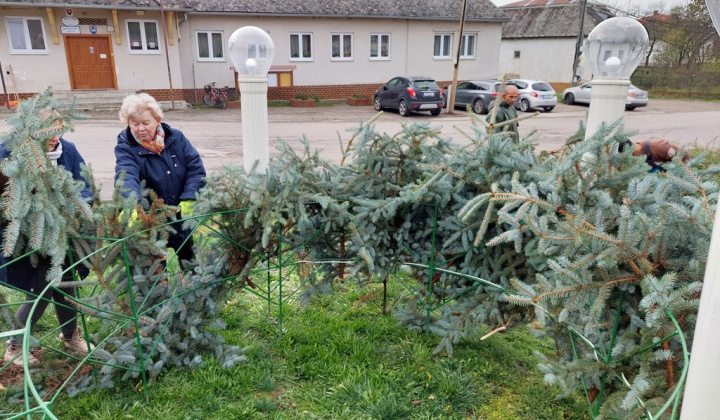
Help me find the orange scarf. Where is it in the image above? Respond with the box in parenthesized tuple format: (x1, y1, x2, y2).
(133, 125, 165, 154)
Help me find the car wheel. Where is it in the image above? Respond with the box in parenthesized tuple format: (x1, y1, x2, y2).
(430, 108, 441, 116)
(543, 106, 554, 112)
(625, 105, 636, 111)
(564, 93, 575, 105)
(373, 96, 383, 111)
(472, 99, 486, 114)
(399, 100, 410, 117)
(520, 99, 530, 112)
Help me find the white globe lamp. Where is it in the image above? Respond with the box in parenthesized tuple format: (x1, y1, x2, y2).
(583, 17, 648, 140)
(227, 26, 275, 173)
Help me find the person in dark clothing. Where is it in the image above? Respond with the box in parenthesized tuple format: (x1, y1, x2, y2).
(1, 131, 94, 367)
(114, 93, 206, 263)
(487, 85, 520, 142)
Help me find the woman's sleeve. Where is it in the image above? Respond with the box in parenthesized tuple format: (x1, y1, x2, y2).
(114, 142, 142, 201)
(178, 132, 206, 201)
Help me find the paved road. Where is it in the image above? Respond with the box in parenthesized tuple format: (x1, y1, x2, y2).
(1, 99, 718, 200)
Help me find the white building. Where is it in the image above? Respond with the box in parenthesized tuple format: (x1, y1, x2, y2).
(0, 0, 509, 102)
(498, 0, 614, 88)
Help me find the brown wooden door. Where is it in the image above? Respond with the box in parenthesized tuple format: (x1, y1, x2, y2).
(65, 35, 117, 90)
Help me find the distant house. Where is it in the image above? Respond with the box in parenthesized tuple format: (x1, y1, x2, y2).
(0, 0, 509, 102)
(498, 0, 614, 87)
(637, 11, 672, 67)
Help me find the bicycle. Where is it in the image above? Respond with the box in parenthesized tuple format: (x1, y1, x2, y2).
(202, 82, 229, 109)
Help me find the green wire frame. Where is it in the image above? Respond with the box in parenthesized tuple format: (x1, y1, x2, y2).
(0, 206, 691, 419)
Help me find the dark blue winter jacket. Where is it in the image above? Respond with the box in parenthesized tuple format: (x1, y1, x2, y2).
(0, 138, 92, 200)
(0, 138, 92, 292)
(114, 122, 206, 206)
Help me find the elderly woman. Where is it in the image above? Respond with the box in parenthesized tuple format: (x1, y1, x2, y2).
(114, 93, 206, 262)
(1, 126, 94, 366)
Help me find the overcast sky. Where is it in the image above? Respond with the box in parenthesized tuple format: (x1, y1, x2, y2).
(490, 0, 691, 14)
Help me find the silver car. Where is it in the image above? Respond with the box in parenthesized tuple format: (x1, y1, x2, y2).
(508, 79, 557, 112)
(562, 82, 649, 110)
(443, 80, 502, 114)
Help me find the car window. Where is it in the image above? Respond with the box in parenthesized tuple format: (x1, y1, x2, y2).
(514, 81, 528, 89)
(532, 83, 552, 91)
(456, 82, 468, 90)
(467, 83, 478, 90)
(413, 80, 439, 89)
(479, 83, 490, 91)
(581, 84, 592, 89)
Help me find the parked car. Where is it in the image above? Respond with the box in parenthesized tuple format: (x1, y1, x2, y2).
(562, 82, 649, 110)
(508, 79, 557, 112)
(373, 76, 444, 117)
(442, 79, 514, 114)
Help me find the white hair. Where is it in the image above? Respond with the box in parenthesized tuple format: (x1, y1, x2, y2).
(118, 93, 164, 124)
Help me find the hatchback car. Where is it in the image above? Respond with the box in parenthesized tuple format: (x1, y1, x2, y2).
(443, 79, 514, 114)
(562, 82, 649, 110)
(374, 76, 444, 117)
(508, 79, 557, 112)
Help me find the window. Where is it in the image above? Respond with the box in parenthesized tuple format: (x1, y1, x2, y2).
(460, 34, 476, 58)
(5, 17, 47, 54)
(290, 33, 313, 61)
(247, 43, 269, 60)
(127, 20, 160, 53)
(370, 34, 390, 59)
(331, 33, 353, 60)
(197, 31, 224, 61)
(434, 34, 452, 59)
(514, 50, 521, 59)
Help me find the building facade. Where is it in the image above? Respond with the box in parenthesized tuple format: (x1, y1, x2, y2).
(498, 0, 614, 88)
(0, 0, 509, 102)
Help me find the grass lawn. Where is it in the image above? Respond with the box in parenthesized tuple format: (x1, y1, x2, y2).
(42, 281, 587, 420)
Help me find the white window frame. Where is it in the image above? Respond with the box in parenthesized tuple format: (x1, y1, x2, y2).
(290, 32, 313, 61)
(126, 19, 161, 54)
(196, 30, 225, 61)
(433, 34, 452, 59)
(331, 33, 353, 61)
(5, 16, 48, 54)
(460, 34, 477, 59)
(370, 33, 390, 60)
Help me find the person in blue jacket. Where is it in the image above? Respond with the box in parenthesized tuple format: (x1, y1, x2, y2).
(114, 93, 206, 263)
(1, 127, 95, 367)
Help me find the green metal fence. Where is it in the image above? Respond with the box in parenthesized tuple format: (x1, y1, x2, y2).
(0, 207, 690, 419)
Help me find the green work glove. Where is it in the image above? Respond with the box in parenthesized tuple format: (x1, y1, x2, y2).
(180, 200, 195, 218)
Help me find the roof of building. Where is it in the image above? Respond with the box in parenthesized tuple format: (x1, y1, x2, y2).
(637, 10, 673, 24)
(503, 0, 575, 7)
(500, 0, 614, 39)
(7, 0, 509, 22)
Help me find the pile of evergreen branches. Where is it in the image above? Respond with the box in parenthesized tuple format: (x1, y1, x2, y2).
(2, 90, 716, 418)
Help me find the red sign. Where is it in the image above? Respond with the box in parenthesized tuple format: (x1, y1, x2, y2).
(66, 8, 73, 16)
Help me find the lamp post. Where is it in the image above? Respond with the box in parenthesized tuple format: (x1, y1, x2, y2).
(679, 2, 720, 418)
(583, 17, 648, 141)
(228, 26, 275, 174)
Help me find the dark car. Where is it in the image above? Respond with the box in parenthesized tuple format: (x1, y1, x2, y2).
(374, 76, 444, 117)
(443, 79, 515, 114)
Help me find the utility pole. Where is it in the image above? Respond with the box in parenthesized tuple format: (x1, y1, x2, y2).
(571, 0, 588, 86)
(447, 0, 468, 114)
(159, 0, 176, 109)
